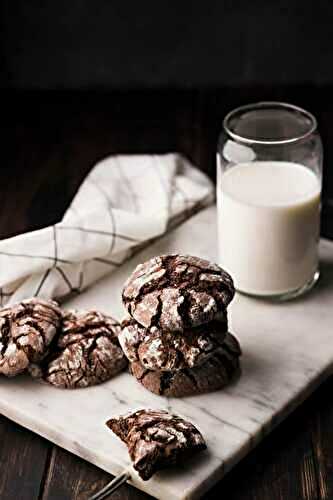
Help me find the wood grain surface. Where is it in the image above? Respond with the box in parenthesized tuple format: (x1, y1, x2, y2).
(1, 90, 333, 500)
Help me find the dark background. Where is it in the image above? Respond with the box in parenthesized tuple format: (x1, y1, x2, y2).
(2, 1, 333, 89)
(2, 1, 333, 223)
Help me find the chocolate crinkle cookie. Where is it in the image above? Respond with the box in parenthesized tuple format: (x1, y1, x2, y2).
(119, 317, 228, 371)
(0, 298, 62, 377)
(130, 332, 241, 397)
(29, 310, 127, 388)
(106, 409, 206, 480)
(122, 255, 235, 331)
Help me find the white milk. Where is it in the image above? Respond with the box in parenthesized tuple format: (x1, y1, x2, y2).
(217, 161, 321, 296)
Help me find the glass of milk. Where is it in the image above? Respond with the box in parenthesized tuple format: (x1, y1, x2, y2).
(217, 102, 323, 299)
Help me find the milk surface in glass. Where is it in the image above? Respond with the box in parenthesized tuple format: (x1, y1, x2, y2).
(217, 161, 321, 296)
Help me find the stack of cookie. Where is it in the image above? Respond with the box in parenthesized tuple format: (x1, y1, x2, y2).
(120, 254, 241, 397)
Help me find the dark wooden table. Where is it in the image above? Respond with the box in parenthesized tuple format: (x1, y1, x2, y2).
(1, 90, 333, 500)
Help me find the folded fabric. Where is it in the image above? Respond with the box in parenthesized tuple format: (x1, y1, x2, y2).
(0, 154, 214, 307)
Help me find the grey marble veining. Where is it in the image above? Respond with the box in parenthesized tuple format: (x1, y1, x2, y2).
(0, 206, 332, 499)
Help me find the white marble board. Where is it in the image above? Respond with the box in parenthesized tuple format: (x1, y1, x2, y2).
(0, 206, 333, 500)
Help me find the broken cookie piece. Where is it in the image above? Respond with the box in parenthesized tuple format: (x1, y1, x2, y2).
(0, 298, 62, 377)
(106, 409, 206, 480)
(29, 309, 127, 388)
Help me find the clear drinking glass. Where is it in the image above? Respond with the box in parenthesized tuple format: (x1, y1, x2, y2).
(217, 102, 323, 300)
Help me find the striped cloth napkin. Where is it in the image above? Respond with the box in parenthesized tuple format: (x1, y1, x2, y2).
(0, 154, 213, 307)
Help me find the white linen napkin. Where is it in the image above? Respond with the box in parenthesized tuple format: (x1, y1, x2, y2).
(0, 154, 213, 307)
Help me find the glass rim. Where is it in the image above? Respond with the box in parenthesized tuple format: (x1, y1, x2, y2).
(223, 101, 318, 146)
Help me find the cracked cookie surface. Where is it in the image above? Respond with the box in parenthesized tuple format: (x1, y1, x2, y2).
(130, 332, 241, 397)
(119, 317, 228, 371)
(29, 309, 127, 388)
(0, 298, 62, 377)
(107, 409, 206, 480)
(122, 255, 235, 331)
